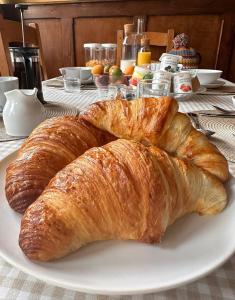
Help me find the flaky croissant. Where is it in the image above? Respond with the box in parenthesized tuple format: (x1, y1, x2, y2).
(81, 97, 228, 182)
(6, 97, 228, 214)
(5, 116, 115, 213)
(19, 139, 227, 261)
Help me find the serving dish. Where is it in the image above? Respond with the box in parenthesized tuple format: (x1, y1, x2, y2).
(0, 151, 234, 295)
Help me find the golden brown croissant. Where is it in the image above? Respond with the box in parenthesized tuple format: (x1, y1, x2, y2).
(19, 139, 227, 261)
(5, 116, 115, 213)
(6, 97, 228, 214)
(81, 97, 228, 182)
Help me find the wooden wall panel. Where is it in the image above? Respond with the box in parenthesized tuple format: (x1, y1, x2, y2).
(74, 17, 132, 66)
(147, 15, 222, 68)
(3, 1, 234, 81)
(26, 19, 64, 78)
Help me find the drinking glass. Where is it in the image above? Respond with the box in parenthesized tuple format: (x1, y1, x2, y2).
(97, 85, 118, 100)
(63, 76, 81, 93)
(137, 80, 169, 98)
(120, 85, 136, 100)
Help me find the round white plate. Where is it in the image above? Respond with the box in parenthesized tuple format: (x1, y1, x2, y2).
(0, 152, 235, 295)
(203, 80, 225, 89)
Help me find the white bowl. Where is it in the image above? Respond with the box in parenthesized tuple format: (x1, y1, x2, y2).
(196, 69, 222, 85)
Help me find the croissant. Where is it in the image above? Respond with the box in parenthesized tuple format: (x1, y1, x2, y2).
(5, 116, 115, 213)
(81, 97, 228, 182)
(19, 139, 227, 261)
(6, 97, 228, 214)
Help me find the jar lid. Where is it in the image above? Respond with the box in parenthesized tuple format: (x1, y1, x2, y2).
(83, 43, 102, 48)
(101, 43, 117, 48)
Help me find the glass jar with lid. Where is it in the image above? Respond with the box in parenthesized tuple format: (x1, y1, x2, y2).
(83, 43, 102, 67)
(101, 43, 117, 66)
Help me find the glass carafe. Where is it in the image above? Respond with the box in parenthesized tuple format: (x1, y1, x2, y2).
(9, 46, 45, 103)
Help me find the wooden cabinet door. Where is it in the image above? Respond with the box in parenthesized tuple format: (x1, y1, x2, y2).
(26, 19, 71, 78)
(74, 17, 132, 66)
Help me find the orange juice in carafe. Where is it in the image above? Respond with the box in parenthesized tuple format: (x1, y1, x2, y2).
(137, 52, 151, 66)
(137, 38, 151, 66)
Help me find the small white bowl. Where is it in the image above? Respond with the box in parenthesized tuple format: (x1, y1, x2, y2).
(196, 69, 222, 85)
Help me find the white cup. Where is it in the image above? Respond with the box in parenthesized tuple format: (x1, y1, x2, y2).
(0, 77, 19, 111)
(59, 67, 92, 82)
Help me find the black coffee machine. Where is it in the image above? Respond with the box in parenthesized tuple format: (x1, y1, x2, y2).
(9, 4, 45, 103)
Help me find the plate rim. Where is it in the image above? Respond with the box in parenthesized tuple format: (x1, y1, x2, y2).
(0, 246, 234, 295)
(0, 151, 234, 295)
(203, 80, 226, 88)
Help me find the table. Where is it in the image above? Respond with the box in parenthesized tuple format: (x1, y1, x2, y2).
(0, 84, 234, 300)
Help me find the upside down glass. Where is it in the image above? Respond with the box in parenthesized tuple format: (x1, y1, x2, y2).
(63, 77, 81, 93)
(137, 80, 169, 98)
(97, 85, 119, 100)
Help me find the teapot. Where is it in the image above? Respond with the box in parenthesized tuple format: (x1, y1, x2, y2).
(3, 88, 45, 136)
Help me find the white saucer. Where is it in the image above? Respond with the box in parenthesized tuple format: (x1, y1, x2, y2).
(203, 80, 225, 89)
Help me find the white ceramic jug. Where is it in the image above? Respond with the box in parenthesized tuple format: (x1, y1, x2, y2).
(3, 88, 45, 136)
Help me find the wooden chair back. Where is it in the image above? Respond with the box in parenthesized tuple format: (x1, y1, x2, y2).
(0, 18, 47, 79)
(117, 29, 174, 66)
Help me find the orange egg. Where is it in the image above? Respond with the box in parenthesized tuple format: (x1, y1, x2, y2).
(91, 64, 104, 75)
(124, 65, 134, 75)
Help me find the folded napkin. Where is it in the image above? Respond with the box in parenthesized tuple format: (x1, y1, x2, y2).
(44, 79, 64, 88)
(43, 78, 64, 89)
(192, 113, 235, 162)
(44, 78, 96, 90)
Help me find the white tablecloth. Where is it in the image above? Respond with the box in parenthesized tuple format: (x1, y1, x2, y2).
(0, 85, 234, 300)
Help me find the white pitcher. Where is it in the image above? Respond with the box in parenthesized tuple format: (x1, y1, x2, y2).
(3, 88, 45, 136)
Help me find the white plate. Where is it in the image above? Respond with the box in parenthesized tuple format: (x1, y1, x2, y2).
(0, 152, 235, 295)
(203, 80, 225, 89)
